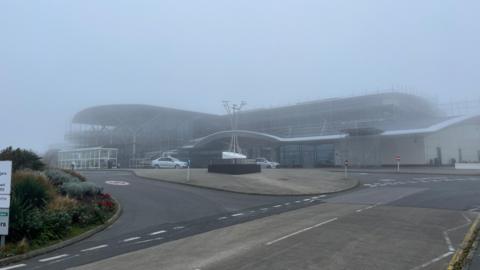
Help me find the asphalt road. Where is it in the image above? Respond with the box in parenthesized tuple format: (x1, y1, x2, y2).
(5, 170, 311, 270)
(3, 170, 480, 270)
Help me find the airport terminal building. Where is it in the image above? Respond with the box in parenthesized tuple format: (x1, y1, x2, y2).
(62, 93, 480, 168)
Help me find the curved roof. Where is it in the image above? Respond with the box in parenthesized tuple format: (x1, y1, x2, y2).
(185, 130, 347, 148)
(72, 104, 217, 126)
(185, 113, 480, 148)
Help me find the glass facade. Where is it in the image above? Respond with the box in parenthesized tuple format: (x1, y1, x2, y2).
(279, 144, 334, 167)
(58, 147, 118, 169)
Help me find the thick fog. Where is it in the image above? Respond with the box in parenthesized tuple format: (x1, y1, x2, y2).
(1, 1, 479, 153)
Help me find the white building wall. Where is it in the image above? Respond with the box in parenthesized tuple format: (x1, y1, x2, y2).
(379, 136, 426, 165)
(425, 124, 480, 165)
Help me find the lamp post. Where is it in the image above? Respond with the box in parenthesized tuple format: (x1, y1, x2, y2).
(222, 101, 247, 154)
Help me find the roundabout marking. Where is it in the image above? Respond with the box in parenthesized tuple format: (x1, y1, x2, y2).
(105, 180, 130, 186)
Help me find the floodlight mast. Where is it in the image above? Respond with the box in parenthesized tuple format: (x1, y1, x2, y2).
(222, 100, 247, 154)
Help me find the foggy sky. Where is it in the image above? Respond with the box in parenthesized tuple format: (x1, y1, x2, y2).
(1, 1, 479, 153)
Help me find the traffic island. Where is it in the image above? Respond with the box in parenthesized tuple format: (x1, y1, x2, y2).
(133, 168, 358, 196)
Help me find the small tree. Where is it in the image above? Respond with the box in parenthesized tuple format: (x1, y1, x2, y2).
(0, 147, 45, 172)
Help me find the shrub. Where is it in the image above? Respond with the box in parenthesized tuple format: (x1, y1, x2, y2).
(69, 204, 106, 226)
(61, 182, 103, 199)
(12, 171, 54, 209)
(60, 169, 86, 182)
(47, 196, 78, 212)
(0, 147, 45, 172)
(39, 210, 72, 241)
(44, 169, 81, 186)
(8, 201, 44, 242)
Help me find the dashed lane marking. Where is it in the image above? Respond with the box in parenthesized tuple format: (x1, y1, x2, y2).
(265, 218, 338, 246)
(218, 217, 228, 220)
(39, 254, 69, 262)
(231, 213, 244, 217)
(273, 205, 282, 208)
(173, 226, 185, 230)
(123, 237, 141, 242)
(81, 244, 108, 252)
(150, 230, 167, 236)
(134, 237, 163, 244)
(0, 264, 27, 270)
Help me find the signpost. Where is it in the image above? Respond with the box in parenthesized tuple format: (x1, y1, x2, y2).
(395, 155, 401, 172)
(344, 160, 349, 179)
(0, 161, 12, 248)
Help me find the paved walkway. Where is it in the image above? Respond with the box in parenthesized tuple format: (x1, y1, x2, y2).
(132, 168, 357, 196)
(329, 167, 480, 176)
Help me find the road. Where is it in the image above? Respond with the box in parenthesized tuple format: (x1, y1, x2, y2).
(2, 170, 480, 270)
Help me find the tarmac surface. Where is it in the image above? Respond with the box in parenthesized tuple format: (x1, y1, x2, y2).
(133, 168, 356, 195)
(2, 169, 480, 270)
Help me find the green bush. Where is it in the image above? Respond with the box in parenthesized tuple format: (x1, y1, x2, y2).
(61, 182, 103, 199)
(44, 169, 81, 186)
(0, 147, 45, 172)
(69, 204, 106, 226)
(39, 210, 72, 241)
(8, 200, 44, 242)
(12, 171, 53, 209)
(60, 169, 86, 182)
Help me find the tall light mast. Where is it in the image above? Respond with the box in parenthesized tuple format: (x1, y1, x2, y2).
(222, 100, 247, 154)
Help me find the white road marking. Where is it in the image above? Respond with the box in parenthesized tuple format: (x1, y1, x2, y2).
(123, 237, 141, 242)
(260, 208, 269, 211)
(0, 264, 27, 270)
(39, 254, 69, 262)
(218, 216, 228, 220)
(273, 205, 282, 208)
(294, 200, 302, 203)
(135, 237, 163, 244)
(81, 244, 108, 252)
(410, 252, 453, 270)
(105, 180, 130, 186)
(303, 199, 311, 202)
(150, 230, 167, 236)
(265, 218, 338, 246)
(231, 213, 244, 217)
(443, 231, 455, 252)
(173, 226, 185, 230)
(284, 203, 290, 206)
(380, 179, 396, 182)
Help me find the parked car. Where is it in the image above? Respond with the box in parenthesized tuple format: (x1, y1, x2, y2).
(255, 158, 280, 168)
(151, 157, 188, 168)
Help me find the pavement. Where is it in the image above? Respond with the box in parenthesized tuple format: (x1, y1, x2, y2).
(3, 170, 480, 270)
(133, 168, 357, 195)
(330, 166, 480, 176)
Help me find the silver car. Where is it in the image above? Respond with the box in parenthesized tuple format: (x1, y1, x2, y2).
(151, 157, 188, 169)
(255, 158, 279, 168)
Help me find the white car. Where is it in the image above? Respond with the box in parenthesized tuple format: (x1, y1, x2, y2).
(151, 157, 188, 169)
(255, 158, 279, 168)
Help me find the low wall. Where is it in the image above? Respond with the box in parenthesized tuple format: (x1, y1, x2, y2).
(208, 164, 261, 175)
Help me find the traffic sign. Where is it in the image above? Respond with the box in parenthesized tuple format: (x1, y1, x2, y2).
(0, 208, 9, 235)
(344, 160, 349, 167)
(395, 155, 401, 161)
(0, 195, 10, 208)
(0, 161, 12, 195)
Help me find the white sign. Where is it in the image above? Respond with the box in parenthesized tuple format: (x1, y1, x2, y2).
(0, 195, 10, 208)
(0, 208, 9, 235)
(0, 161, 12, 195)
